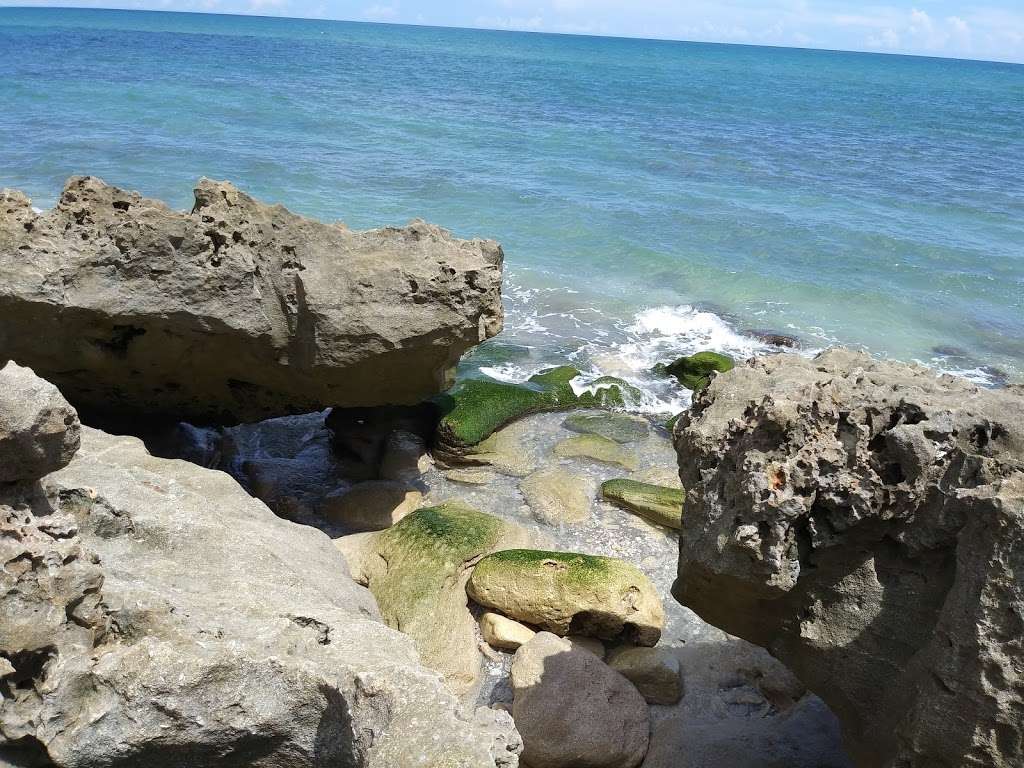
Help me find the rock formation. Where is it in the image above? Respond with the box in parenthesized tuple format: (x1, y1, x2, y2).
(0, 177, 504, 425)
(0, 378, 520, 766)
(673, 349, 1024, 768)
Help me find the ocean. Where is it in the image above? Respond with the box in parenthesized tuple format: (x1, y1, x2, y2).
(2, 7, 1022, 413)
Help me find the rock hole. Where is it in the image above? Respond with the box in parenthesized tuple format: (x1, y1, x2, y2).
(112, 200, 131, 211)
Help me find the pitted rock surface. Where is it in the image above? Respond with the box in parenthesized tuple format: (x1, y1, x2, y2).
(673, 348, 1024, 768)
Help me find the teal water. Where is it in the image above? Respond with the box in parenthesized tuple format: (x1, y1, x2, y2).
(2, 8, 1023, 409)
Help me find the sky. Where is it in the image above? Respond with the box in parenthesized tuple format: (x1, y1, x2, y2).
(4, 0, 1023, 63)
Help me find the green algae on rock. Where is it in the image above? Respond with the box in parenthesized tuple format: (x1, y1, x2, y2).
(553, 433, 638, 470)
(335, 501, 534, 695)
(562, 411, 650, 444)
(467, 549, 664, 645)
(658, 351, 734, 391)
(601, 478, 684, 530)
(434, 366, 640, 462)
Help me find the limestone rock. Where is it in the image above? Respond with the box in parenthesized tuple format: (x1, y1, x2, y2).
(520, 466, 595, 525)
(608, 646, 683, 705)
(601, 478, 684, 530)
(553, 434, 638, 470)
(0, 361, 80, 483)
(467, 549, 664, 645)
(322, 481, 422, 532)
(0, 427, 520, 767)
(566, 635, 605, 659)
(464, 420, 539, 477)
(481, 612, 536, 652)
(0, 177, 504, 425)
(511, 632, 649, 768)
(673, 349, 1024, 768)
(562, 411, 650, 444)
(337, 502, 535, 695)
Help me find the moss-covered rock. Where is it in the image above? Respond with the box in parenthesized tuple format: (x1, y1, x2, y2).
(658, 351, 734, 391)
(463, 419, 538, 477)
(553, 434, 638, 470)
(434, 366, 639, 462)
(467, 549, 664, 646)
(335, 502, 534, 695)
(601, 478, 684, 530)
(562, 411, 650, 444)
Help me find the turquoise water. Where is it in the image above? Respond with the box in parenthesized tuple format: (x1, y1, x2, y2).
(2, 8, 1023, 408)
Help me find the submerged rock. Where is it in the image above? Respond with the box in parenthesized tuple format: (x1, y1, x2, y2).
(0, 177, 503, 425)
(467, 549, 664, 645)
(511, 632, 649, 768)
(608, 646, 683, 705)
(601, 478, 684, 530)
(520, 466, 595, 525)
(322, 480, 422, 532)
(0, 427, 519, 767)
(562, 411, 650, 444)
(0, 361, 80, 483)
(673, 348, 1024, 768)
(464, 420, 540, 477)
(658, 351, 734, 391)
(434, 367, 639, 462)
(553, 433, 638, 470)
(336, 502, 534, 695)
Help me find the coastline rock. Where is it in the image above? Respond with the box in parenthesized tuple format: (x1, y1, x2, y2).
(0, 426, 520, 767)
(468, 549, 664, 645)
(322, 480, 422, 532)
(601, 478, 684, 530)
(743, 329, 800, 348)
(0, 361, 80, 483)
(562, 411, 650, 444)
(481, 612, 536, 651)
(673, 348, 1024, 768)
(0, 176, 503, 425)
(608, 646, 683, 705)
(336, 502, 535, 695)
(553, 434, 638, 470)
(463, 420, 539, 477)
(520, 466, 595, 525)
(510, 632, 649, 768)
(658, 351, 734, 391)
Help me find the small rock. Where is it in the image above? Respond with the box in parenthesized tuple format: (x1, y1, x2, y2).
(467, 549, 664, 645)
(0, 361, 80, 483)
(511, 632, 649, 768)
(445, 468, 499, 485)
(379, 429, 432, 481)
(658, 351, 734, 391)
(744, 329, 800, 348)
(601, 478, 684, 530)
(322, 481, 422, 532)
(464, 420, 538, 477)
(562, 411, 650, 444)
(553, 434, 638, 470)
(480, 612, 536, 651)
(633, 465, 682, 489)
(520, 466, 595, 525)
(567, 635, 606, 658)
(609, 646, 683, 705)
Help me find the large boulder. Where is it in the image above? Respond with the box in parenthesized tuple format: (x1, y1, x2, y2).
(0, 426, 521, 767)
(0, 177, 504, 425)
(0, 361, 80, 482)
(673, 349, 1024, 768)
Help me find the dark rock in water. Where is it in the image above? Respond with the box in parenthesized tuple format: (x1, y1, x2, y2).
(673, 348, 1024, 768)
(656, 351, 734, 392)
(931, 344, 968, 357)
(0, 177, 504, 425)
(326, 403, 440, 477)
(744, 329, 801, 348)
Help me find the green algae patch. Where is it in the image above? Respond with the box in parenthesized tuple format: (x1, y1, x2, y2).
(434, 366, 641, 461)
(467, 548, 664, 645)
(601, 478, 684, 530)
(553, 433, 638, 470)
(563, 411, 650, 444)
(354, 501, 533, 694)
(658, 351, 734, 391)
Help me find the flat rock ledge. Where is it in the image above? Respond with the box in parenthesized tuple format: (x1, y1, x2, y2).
(0, 177, 504, 425)
(673, 348, 1024, 768)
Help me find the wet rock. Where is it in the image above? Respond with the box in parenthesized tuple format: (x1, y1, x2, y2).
(467, 549, 664, 645)
(446, 468, 500, 485)
(0, 427, 519, 766)
(0, 361, 80, 483)
(657, 351, 734, 392)
(743, 329, 800, 348)
(379, 429, 432, 481)
(601, 478, 684, 530)
(336, 502, 534, 695)
(464, 420, 539, 477)
(481, 612, 536, 651)
(520, 466, 595, 525)
(553, 434, 638, 470)
(327, 404, 439, 479)
(0, 177, 503, 425)
(511, 632, 649, 768)
(673, 348, 1024, 768)
(434, 366, 640, 462)
(608, 646, 682, 705)
(562, 411, 650, 444)
(322, 480, 422, 532)
(633, 465, 683, 489)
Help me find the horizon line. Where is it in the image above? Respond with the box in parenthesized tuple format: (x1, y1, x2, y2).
(2, 4, 1023, 67)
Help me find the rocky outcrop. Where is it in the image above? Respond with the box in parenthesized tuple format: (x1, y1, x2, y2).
(0, 361, 80, 482)
(0, 426, 520, 767)
(673, 349, 1024, 768)
(0, 177, 504, 425)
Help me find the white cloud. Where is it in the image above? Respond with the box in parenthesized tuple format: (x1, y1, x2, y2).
(362, 3, 397, 20)
(473, 15, 544, 31)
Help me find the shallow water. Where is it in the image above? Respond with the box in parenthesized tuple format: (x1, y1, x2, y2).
(2, 7, 1023, 400)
